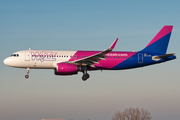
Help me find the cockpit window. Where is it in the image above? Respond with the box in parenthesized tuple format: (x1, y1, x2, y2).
(11, 54, 19, 57)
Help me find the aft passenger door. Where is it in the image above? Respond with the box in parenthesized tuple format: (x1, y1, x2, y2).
(138, 53, 143, 63)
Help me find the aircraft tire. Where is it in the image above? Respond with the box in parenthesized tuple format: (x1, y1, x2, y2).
(25, 75, 29, 79)
(82, 73, 90, 81)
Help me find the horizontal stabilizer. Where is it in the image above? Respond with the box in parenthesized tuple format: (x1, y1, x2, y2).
(152, 53, 175, 61)
(154, 53, 175, 59)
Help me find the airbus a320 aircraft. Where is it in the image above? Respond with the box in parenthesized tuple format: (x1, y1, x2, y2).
(4, 26, 176, 81)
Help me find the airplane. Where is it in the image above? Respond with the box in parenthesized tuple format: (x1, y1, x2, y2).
(4, 25, 176, 81)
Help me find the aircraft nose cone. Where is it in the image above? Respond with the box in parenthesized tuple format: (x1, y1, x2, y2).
(3, 58, 12, 66)
(3, 58, 8, 65)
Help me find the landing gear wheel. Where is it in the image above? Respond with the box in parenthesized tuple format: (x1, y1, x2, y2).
(25, 75, 29, 79)
(82, 73, 90, 81)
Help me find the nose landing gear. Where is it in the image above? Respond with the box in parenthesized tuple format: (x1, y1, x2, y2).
(25, 68, 29, 79)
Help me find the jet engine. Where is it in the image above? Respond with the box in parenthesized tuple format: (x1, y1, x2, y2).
(54, 63, 80, 75)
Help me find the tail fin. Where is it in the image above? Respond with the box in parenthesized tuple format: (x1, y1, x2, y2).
(141, 25, 173, 54)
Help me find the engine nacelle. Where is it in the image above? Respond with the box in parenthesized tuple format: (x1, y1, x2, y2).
(55, 63, 79, 75)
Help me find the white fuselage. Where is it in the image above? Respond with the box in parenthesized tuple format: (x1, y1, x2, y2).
(4, 50, 77, 69)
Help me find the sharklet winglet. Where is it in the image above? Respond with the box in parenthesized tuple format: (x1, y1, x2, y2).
(109, 38, 118, 50)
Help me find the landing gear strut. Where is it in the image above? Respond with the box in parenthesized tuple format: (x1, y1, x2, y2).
(82, 66, 90, 81)
(25, 68, 29, 79)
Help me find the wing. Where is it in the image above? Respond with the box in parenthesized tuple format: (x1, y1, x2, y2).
(68, 38, 118, 67)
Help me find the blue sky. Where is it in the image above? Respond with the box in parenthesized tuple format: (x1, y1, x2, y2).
(0, 1, 180, 120)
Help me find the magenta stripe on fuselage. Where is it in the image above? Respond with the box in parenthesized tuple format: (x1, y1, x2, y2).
(68, 51, 137, 69)
(146, 26, 173, 47)
(68, 51, 100, 61)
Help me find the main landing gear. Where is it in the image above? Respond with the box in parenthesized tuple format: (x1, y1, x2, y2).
(82, 73, 90, 81)
(82, 66, 90, 81)
(25, 68, 29, 79)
